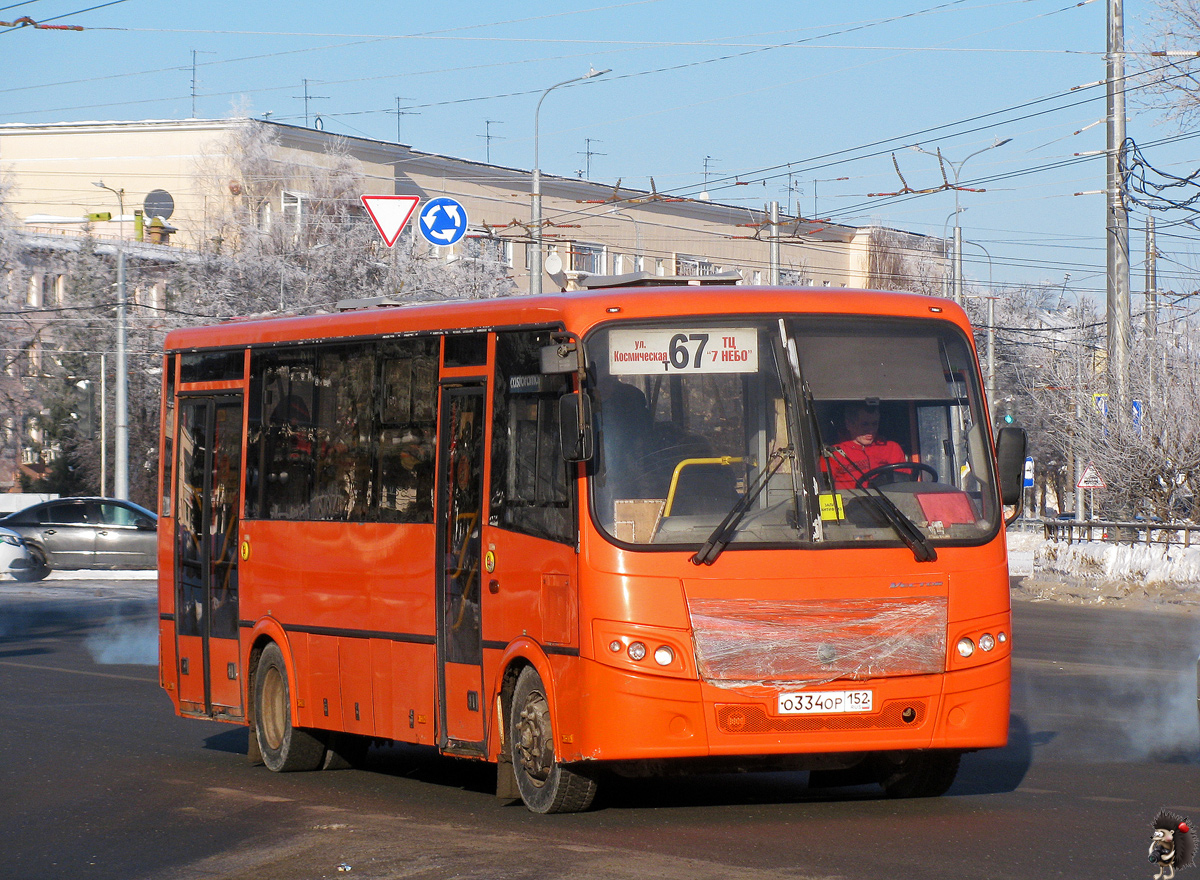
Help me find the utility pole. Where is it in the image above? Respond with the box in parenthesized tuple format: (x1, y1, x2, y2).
(768, 201, 780, 285)
(1146, 214, 1157, 397)
(93, 181, 128, 500)
(1107, 0, 1131, 424)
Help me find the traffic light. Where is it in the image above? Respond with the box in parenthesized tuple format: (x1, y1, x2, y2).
(998, 396, 1016, 427)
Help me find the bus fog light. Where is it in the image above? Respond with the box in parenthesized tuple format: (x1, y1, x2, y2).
(627, 641, 647, 661)
(654, 645, 674, 666)
(608, 640, 622, 653)
(997, 631, 1008, 644)
(979, 633, 996, 652)
(956, 637, 976, 658)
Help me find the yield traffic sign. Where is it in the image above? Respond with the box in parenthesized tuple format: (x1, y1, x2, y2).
(361, 195, 420, 247)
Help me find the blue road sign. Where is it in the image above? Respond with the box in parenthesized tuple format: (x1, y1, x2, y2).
(1023, 456, 1034, 489)
(418, 197, 468, 247)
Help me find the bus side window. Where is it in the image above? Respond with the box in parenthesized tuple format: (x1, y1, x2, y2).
(377, 338, 438, 523)
(253, 352, 318, 521)
(491, 330, 574, 545)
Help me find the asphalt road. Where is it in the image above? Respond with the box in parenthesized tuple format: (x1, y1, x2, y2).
(2, 574, 1198, 880)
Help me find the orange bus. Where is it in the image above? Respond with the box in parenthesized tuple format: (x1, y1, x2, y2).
(157, 281, 1026, 813)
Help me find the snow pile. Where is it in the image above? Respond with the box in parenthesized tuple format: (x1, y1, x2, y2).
(1034, 538, 1200, 586)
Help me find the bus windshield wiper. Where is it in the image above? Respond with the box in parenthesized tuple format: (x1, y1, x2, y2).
(824, 445, 938, 564)
(691, 448, 792, 566)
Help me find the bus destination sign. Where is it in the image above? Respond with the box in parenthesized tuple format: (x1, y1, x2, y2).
(609, 327, 758, 376)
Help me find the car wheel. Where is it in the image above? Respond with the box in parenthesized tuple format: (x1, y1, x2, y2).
(11, 545, 50, 582)
(509, 666, 597, 813)
(253, 642, 326, 772)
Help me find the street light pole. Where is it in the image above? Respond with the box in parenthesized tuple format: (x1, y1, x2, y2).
(912, 138, 1011, 304)
(530, 67, 610, 295)
(93, 181, 128, 500)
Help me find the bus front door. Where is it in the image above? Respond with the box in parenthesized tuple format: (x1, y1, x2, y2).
(436, 384, 487, 753)
(174, 395, 244, 719)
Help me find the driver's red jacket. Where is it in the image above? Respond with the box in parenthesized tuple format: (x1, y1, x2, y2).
(826, 439, 905, 489)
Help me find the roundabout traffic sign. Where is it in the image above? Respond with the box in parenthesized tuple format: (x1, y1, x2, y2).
(418, 197, 468, 247)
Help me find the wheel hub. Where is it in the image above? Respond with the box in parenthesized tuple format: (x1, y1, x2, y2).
(515, 693, 554, 784)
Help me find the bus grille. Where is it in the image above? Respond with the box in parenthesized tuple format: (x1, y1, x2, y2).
(688, 596, 947, 685)
(715, 699, 928, 734)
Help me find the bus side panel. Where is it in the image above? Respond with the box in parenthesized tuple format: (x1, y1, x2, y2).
(294, 633, 337, 731)
(241, 520, 436, 738)
(176, 634, 205, 711)
(339, 637, 375, 733)
(373, 639, 436, 745)
(481, 528, 580, 759)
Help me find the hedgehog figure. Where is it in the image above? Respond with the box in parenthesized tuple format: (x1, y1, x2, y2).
(1150, 810, 1196, 880)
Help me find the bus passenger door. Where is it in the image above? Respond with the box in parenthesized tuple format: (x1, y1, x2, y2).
(435, 384, 487, 753)
(174, 395, 244, 719)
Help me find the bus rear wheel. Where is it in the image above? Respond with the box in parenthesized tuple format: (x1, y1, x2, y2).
(877, 750, 960, 798)
(509, 667, 597, 814)
(254, 642, 326, 772)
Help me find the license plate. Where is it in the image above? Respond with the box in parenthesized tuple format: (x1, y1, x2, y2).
(778, 689, 873, 715)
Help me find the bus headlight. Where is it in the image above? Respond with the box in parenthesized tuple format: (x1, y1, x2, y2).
(979, 633, 996, 652)
(956, 637, 976, 658)
(627, 641, 647, 661)
(654, 645, 675, 666)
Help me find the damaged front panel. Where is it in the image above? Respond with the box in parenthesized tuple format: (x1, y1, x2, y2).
(688, 595, 947, 687)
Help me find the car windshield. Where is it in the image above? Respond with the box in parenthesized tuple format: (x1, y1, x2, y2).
(585, 316, 999, 550)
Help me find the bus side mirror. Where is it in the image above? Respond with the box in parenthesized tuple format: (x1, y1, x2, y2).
(541, 340, 581, 374)
(995, 426, 1027, 506)
(559, 392, 594, 462)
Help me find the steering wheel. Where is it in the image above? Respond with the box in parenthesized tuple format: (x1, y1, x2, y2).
(855, 461, 938, 489)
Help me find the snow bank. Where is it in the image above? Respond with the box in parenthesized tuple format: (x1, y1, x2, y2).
(1034, 538, 1200, 587)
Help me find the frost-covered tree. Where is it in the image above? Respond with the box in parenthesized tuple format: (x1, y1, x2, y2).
(1135, 0, 1200, 127)
(863, 225, 945, 295)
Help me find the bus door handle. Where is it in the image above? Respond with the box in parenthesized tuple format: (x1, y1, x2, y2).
(488, 579, 500, 594)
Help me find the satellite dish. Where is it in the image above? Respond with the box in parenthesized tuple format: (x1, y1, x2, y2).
(143, 189, 175, 220)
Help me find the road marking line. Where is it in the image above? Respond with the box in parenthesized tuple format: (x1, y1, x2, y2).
(0, 659, 155, 683)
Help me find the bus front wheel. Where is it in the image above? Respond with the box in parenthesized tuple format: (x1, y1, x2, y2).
(254, 642, 326, 772)
(877, 749, 960, 798)
(509, 667, 597, 814)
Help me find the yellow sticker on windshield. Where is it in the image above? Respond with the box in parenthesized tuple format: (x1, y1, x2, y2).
(819, 493, 845, 521)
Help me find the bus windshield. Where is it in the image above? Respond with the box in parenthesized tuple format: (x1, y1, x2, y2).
(586, 315, 999, 550)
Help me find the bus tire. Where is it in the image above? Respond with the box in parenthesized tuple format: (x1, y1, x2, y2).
(877, 750, 960, 798)
(254, 642, 326, 772)
(510, 666, 597, 814)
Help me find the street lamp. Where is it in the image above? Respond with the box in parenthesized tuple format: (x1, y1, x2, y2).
(530, 67, 610, 295)
(606, 207, 644, 273)
(93, 180, 128, 500)
(911, 138, 1011, 304)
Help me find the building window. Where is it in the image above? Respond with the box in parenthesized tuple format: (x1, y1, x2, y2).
(281, 191, 304, 231)
(461, 233, 512, 267)
(613, 253, 644, 275)
(676, 254, 719, 277)
(569, 242, 606, 275)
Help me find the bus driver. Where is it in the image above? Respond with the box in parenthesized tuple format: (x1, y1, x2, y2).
(828, 403, 905, 489)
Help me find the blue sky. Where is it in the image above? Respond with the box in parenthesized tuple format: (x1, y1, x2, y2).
(1, 0, 1195, 304)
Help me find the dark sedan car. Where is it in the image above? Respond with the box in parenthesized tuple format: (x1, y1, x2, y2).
(0, 497, 158, 575)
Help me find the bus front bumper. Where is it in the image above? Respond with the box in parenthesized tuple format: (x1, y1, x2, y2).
(563, 654, 1009, 763)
